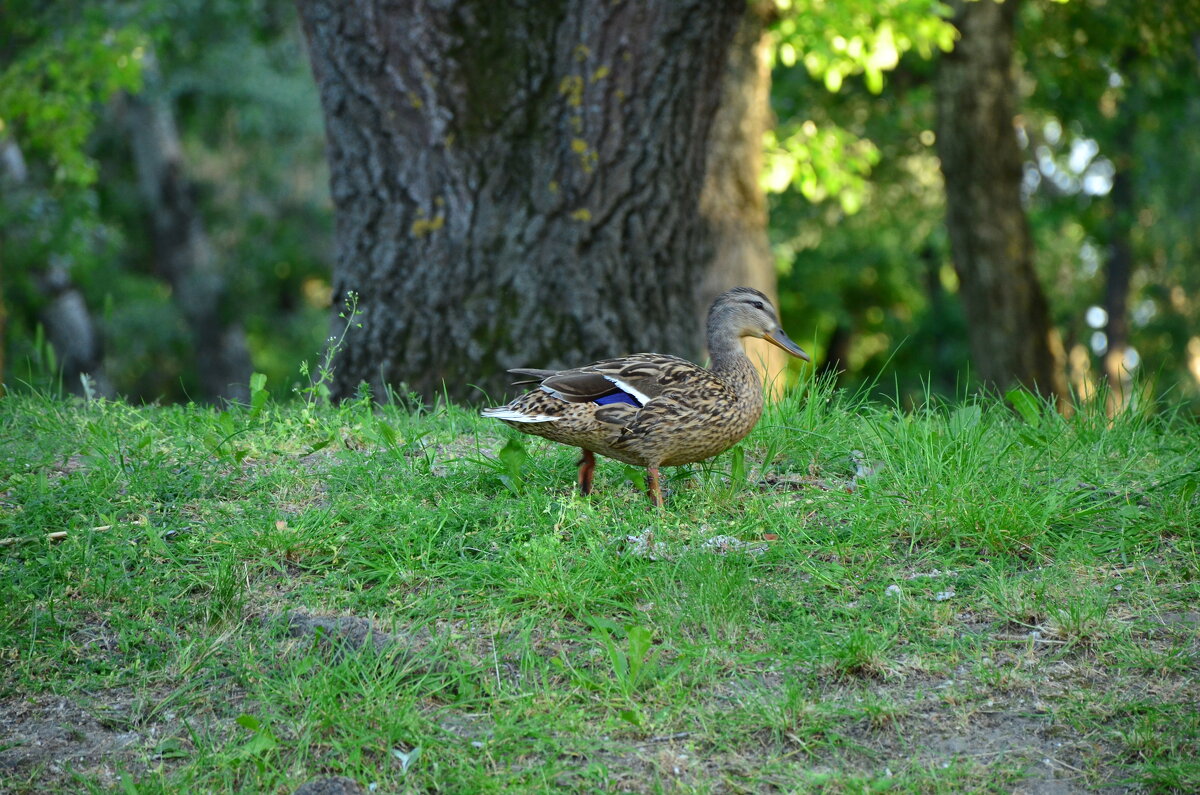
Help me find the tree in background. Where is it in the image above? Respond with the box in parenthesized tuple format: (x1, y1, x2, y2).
(295, 0, 967, 403)
(124, 52, 253, 402)
(0, 0, 332, 402)
(934, 0, 1067, 402)
(2, 134, 116, 398)
(768, 0, 1200, 408)
(0, 4, 144, 396)
(297, 0, 744, 402)
(3, 0, 1198, 408)
(765, 0, 961, 400)
(1020, 0, 1200, 409)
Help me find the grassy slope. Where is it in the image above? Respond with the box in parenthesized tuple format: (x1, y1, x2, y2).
(0, 381, 1197, 793)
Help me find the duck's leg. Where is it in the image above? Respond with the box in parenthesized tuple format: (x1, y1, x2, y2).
(646, 465, 665, 508)
(577, 449, 596, 496)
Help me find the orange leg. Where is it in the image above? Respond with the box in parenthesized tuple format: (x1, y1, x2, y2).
(577, 449, 596, 496)
(646, 465, 665, 508)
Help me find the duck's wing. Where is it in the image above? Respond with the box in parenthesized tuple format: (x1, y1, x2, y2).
(507, 368, 559, 386)
(506, 367, 620, 404)
(510, 354, 706, 405)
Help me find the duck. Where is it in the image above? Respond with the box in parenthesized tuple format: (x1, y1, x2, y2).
(480, 287, 810, 506)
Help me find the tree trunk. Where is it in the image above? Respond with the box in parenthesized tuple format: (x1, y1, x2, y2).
(698, 3, 789, 394)
(934, 0, 1068, 402)
(816, 323, 852, 384)
(297, 0, 744, 402)
(921, 244, 956, 396)
(36, 263, 116, 398)
(125, 54, 253, 403)
(1, 137, 114, 398)
(1103, 112, 1135, 411)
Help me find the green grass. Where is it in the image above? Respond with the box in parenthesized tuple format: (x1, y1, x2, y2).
(1, 378, 1198, 793)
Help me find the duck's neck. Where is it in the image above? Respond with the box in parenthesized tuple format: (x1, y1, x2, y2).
(708, 331, 763, 401)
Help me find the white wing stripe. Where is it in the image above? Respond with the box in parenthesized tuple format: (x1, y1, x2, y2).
(480, 407, 558, 423)
(603, 376, 652, 406)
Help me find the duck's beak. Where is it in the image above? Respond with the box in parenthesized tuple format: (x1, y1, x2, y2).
(764, 328, 811, 361)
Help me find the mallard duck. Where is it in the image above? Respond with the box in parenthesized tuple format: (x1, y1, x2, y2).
(481, 287, 810, 506)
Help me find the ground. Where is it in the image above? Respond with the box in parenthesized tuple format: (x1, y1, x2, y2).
(1, 389, 1197, 792)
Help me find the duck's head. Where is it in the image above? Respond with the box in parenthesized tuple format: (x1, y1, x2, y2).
(709, 288, 810, 361)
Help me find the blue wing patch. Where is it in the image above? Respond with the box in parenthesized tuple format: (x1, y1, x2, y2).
(594, 391, 642, 407)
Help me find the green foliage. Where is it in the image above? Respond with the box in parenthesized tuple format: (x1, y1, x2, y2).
(763, 120, 880, 213)
(1005, 387, 1044, 428)
(764, 0, 952, 217)
(766, 0, 1200, 405)
(550, 617, 671, 725)
(1, 0, 333, 403)
(297, 291, 362, 412)
(0, 4, 147, 186)
(248, 372, 269, 417)
(496, 437, 530, 495)
(1018, 0, 1200, 400)
(772, 0, 956, 94)
(764, 0, 964, 401)
(587, 617, 664, 700)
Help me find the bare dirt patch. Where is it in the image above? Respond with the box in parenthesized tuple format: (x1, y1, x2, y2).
(1, 694, 141, 789)
(0, 686, 217, 793)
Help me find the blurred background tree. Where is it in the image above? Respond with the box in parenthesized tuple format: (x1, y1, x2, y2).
(1, 0, 1197, 409)
(767, 0, 1200, 408)
(765, 0, 965, 402)
(1, 0, 332, 402)
(1019, 0, 1200, 411)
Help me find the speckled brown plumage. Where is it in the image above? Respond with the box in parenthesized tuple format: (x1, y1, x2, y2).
(481, 288, 810, 505)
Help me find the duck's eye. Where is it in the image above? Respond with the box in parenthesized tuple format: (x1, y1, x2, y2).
(750, 300, 765, 310)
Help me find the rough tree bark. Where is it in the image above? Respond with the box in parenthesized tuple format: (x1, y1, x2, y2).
(934, 0, 1068, 401)
(125, 55, 252, 403)
(698, 3, 789, 394)
(297, 0, 744, 402)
